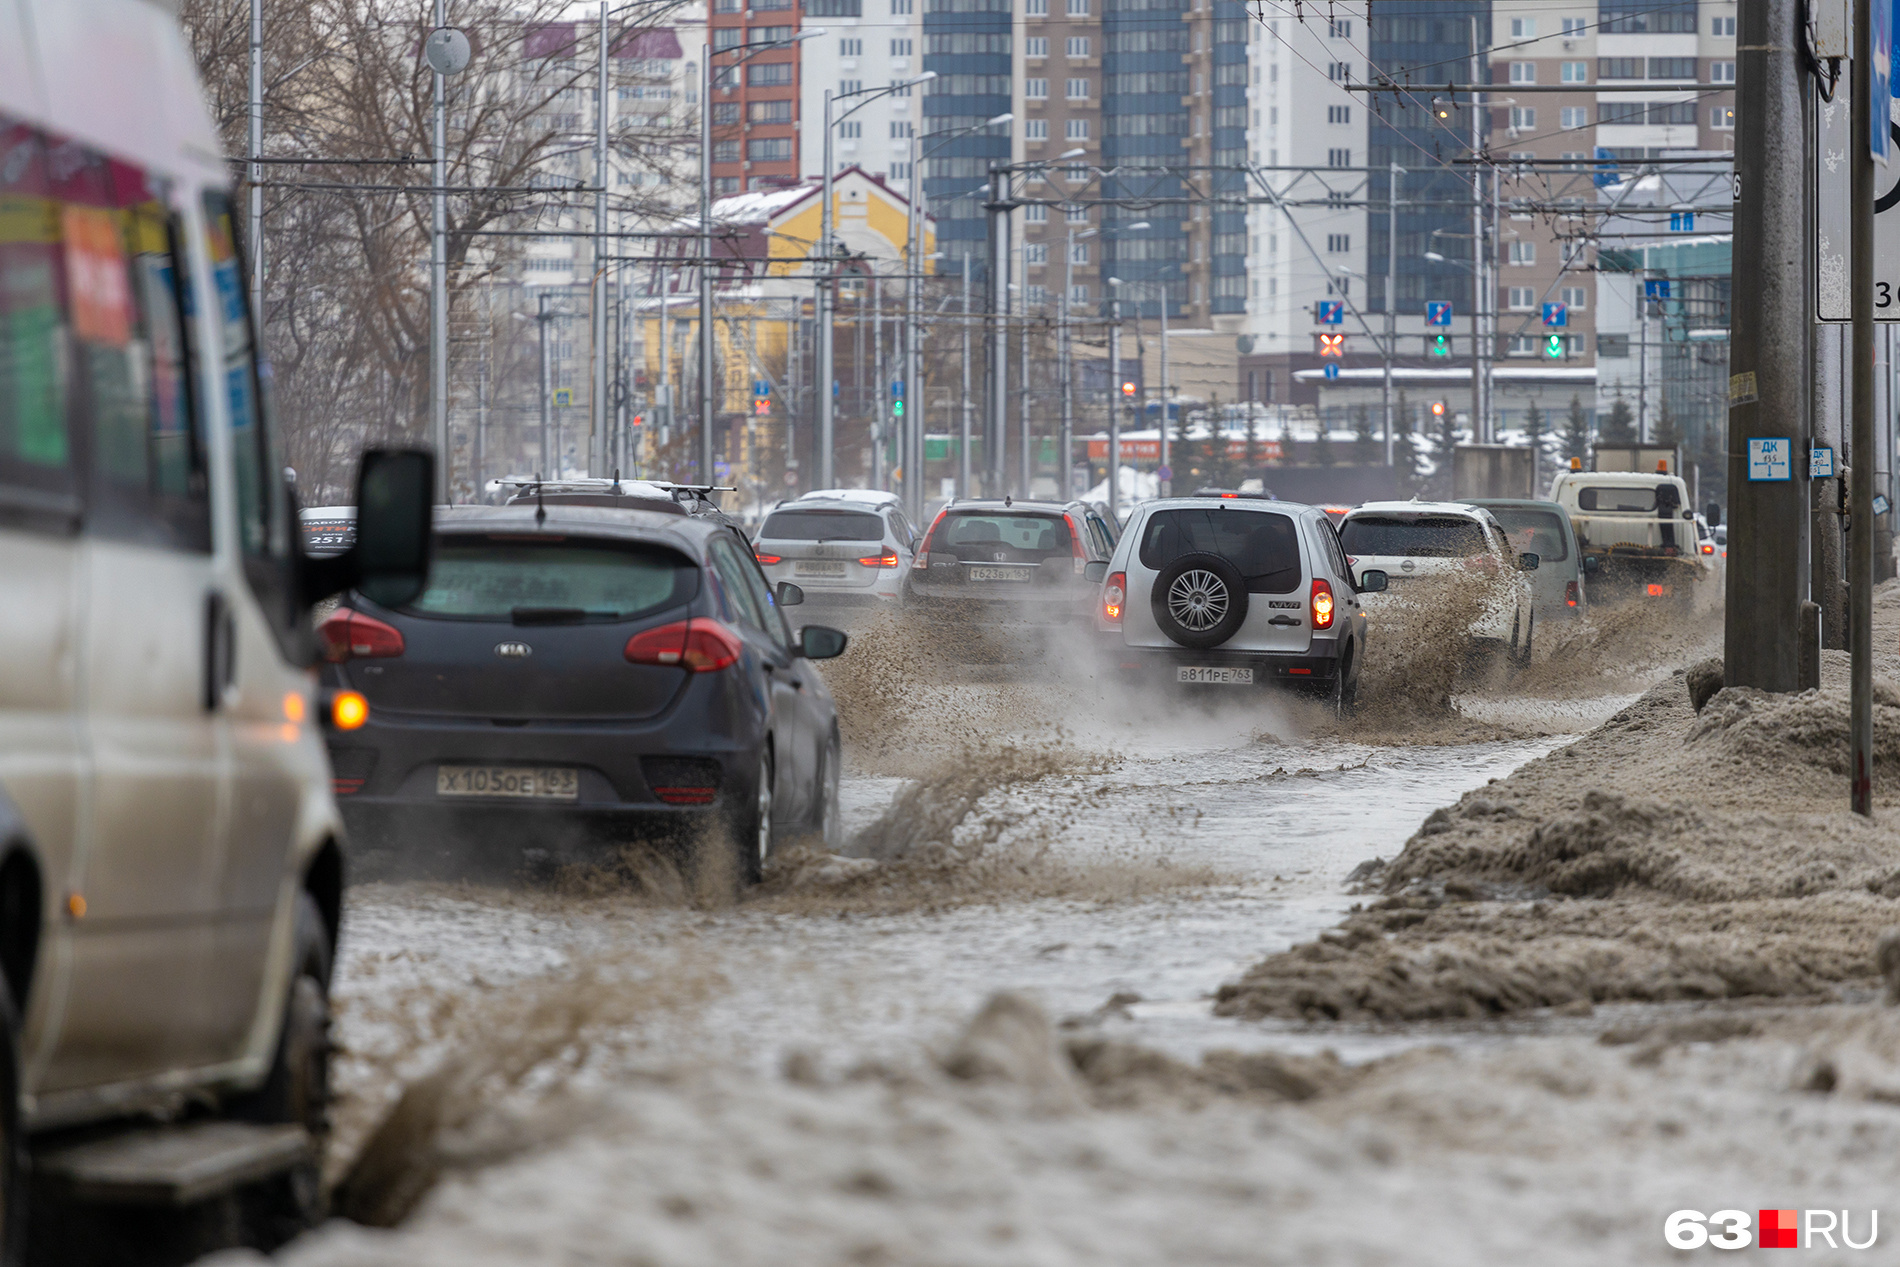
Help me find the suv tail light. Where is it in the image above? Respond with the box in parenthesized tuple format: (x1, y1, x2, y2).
(858, 551, 900, 568)
(1065, 514, 1088, 575)
(754, 552, 782, 565)
(913, 508, 948, 570)
(1564, 580, 1579, 608)
(318, 610, 405, 662)
(1103, 571, 1126, 625)
(1700, 542, 1714, 556)
(1311, 577, 1335, 630)
(624, 619, 744, 672)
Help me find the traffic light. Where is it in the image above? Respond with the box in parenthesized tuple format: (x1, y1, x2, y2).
(1545, 333, 1564, 359)
(893, 398, 904, 417)
(1318, 333, 1345, 357)
(755, 398, 771, 415)
(1121, 380, 1138, 397)
(1430, 333, 1450, 357)
(1431, 400, 1446, 418)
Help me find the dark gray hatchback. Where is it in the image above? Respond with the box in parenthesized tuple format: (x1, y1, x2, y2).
(320, 505, 847, 882)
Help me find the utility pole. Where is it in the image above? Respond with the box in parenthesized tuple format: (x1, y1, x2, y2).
(1060, 235, 1076, 499)
(987, 166, 1010, 497)
(959, 256, 974, 498)
(1725, 0, 1811, 694)
(248, 0, 263, 328)
(431, 0, 449, 499)
(873, 273, 886, 490)
(592, 2, 610, 476)
(1385, 163, 1400, 466)
(1158, 277, 1171, 496)
(1850, 0, 1876, 813)
(906, 139, 926, 520)
(1018, 247, 1031, 498)
(819, 89, 837, 490)
(537, 292, 553, 477)
(698, 51, 716, 485)
(1467, 14, 1485, 443)
(1108, 281, 1122, 520)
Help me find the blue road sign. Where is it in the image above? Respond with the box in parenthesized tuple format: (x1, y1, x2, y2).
(1425, 301, 1452, 326)
(891, 379, 905, 397)
(1542, 302, 1568, 328)
(1876, 0, 1892, 163)
(1317, 301, 1344, 325)
(1593, 146, 1619, 188)
(1668, 211, 1695, 231)
(1323, 363, 1340, 380)
(753, 379, 770, 397)
(1644, 278, 1671, 300)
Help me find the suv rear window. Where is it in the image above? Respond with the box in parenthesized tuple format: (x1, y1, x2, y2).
(759, 509, 883, 540)
(1577, 486, 1658, 512)
(1138, 508, 1302, 593)
(1485, 507, 1569, 562)
(404, 538, 698, 621)
(1340, 515, 1488, 558)
(934, 512, 1073, 558)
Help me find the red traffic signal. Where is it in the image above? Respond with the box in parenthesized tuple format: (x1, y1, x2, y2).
(1431, 400, 1446, 417)
(1318, 333, 1345, 358)
(754, 399, 771, 415)
(1120, 380, 1137, 397)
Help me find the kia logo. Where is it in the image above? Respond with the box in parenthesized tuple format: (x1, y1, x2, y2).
(495, 642, 533, 659)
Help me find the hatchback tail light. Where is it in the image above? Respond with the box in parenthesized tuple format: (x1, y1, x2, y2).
(1311, 577, 1335, 630)
(858, 551, 900, 568)
(318, 610, 405, 662)
(624, 619, 744, 672)
(913, 508, 948, 570)
(1103, 571, 1126, 625)
(1564, 580, 1580, 608)
(754, 552, 783, 565)
(1065, 514, 1088, 575)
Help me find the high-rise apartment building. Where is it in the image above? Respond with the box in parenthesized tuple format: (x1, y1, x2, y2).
(923, 0, 1014, 270)
(706, 0, 805, 192)
(801, 3, 926, 185)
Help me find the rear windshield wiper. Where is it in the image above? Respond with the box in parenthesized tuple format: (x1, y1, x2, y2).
(511, 606, 591, 625)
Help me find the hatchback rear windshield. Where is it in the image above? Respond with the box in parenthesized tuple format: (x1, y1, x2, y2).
(1484, 508, 1569, 562)
(933, 512, 1073, 557)
(403, 538, 699, 621)
(1340, 516, 1488, 558)
(759, 509, 884, 541)
(1138, 508, 1301, 593)
(1577, 486, 1658, 512)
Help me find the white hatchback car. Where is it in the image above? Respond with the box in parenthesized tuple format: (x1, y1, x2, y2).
(1338, 501, 1539, 666)
(751, 496, 919, 623)
(1093, 497, 1385, 709)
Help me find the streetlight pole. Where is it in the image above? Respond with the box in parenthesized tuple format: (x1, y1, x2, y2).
(698, 51, 714, 484)
(431, 0, 448, 500)
(248, 0, 263, 329)
(1385, 162, 1401, 466)
(537, 293, 553, 476)
(593, 1, 610, 476)
(960, 256, 973, 498)
(1107, 277, 1122, 521)
(1158, 272, 1170, 495)
(986, 164, 1010, 497)
(1061, 227, 1096, 500)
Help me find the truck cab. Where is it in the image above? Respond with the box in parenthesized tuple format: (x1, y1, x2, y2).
(1547, 468, 1707, 605)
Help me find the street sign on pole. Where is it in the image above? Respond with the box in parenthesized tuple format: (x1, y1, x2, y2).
(1817, 57, 1900, 319)
(1316, 300, 1344, 324)
(553, 387, 573, 407)
(1542, 302, 1568, 327)
(754, 379, 770, 397)
(1323, 363, 1340, 380)
(1425, 301, 1452, 326)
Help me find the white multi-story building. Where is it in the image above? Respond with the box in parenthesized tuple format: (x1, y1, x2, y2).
(800, 4, 925, 184)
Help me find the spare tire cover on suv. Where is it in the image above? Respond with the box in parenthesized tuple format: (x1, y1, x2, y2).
(1151, 552, 1248, 648)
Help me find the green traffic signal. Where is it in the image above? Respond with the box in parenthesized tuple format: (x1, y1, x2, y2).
(893, 400, 904, 416)
(1545, 334, 1563, 358)
(1431, 333, 1450, 357)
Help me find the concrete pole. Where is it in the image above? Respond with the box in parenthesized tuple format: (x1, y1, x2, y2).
(1060, 230, 1075, 499)
(819, 89, 836, 489)
(960, 257, 973, 498)
(1851, 0, 1875, 813)
(1725, 0, 1811, 693)
(906, 132, 926, 519)
(699, 52, 716, 484)
(873, 273, 886, 489)
(1384, 163, 1399, 466)
(592, 2, 610, 476)
(987, 166, 1010, 496)
(1018, 243, 1030, 498)
(537, 293, 553, 476)
(1107, 287, 1122, 520)
(1158, 276, 1170, 495)
(1468, 15, 1483, 442)
(248, 0, 263, 328)
(431, 0, 449, 499)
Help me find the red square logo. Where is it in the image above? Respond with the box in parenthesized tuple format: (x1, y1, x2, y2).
(1760, 1209, 1799, 1249)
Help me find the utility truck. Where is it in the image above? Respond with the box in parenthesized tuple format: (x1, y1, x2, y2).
(1548, 448, 1706, 607)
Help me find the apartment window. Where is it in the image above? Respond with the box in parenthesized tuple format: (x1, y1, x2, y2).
(1598, 57, 1641, 79)
(1065, 118, 1089, 140)
(1327, 147, 1350, 167)
(892, 0, 913, 10)
(1027, 285, 1048, 305)
(838, 121, 862, 138)
(1598, 333, 1630, 357)
(1327, 105, 1351, 124)
(714, 175, 741, 193)
(1327, 61, 1352, 82)
(1066, 0, 1089, 14)
(1508, 106, 1536, 130)
(748, 99, 792, 123)
(1026, 118, 1049, 140)
(1026, 78, 1048, 99)
(1064, 164, 1087, 183)
(1026, 36, 1048, 57)
(1649, 101, 1696, 125)
(840, 37, 862, 55)
(1560, 106, 1588, 129)
(1710, 60, 1735, 83)
(1509, 61, 1536, 84)
(1712, 15, 1736, 36)
(891, 38, 912, 55)
(1026, 243, 1048, 264)
(1710, 105, 1735, 130)
(1561, 61, 1588, 83)
(714, 27, 743, 49)
(1066, 78, 1090, 99)
(840, 78, 862, 95)
(713, 102, 740, 123)
(1327, 276, 1350, 296)
(1070, 241, 1089, 264)
(1561, 17, 1586, 36)
(1066, 203, 1088, 222)
(1025, 0, 1045, 12)
(1560, 286, 1587, 310)
(1070, 284, 1089, 302)
(1326, 233, 1350, 253)
(748, 62, 793, 86)
(1599, 100, 1644, 125)
(1509, 16, 1536, 38)
(1648, 57, 1696, 80)
(1328, 17, 1351, 37)
(713, 140, 740, 161)
(1507, 335, 1537, 357)
(1561, 150, 1588, 168)
(1027, 204, 1048, 222)
(1067, 36, 1091, 57)
(1507, 286, 1535, 310)
(1509, 240, 1536, 265)
(748, 137, 793, 161)
(890, 120, 913, 138)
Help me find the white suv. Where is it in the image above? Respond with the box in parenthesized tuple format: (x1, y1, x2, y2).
(1338, 501, 1539, 666)
(1093, 498, 1385, 709)
(752, 496, 918, 624)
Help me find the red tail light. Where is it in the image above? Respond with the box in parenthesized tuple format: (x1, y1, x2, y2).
(858, 552, 900, 568)
(624, 619, 744, 672)
(1700, 542, 1714, 556)
(1065, 514, 1088, 574)
(1646, 583, 1666, 597)
(1103, 571, 1126, 624)
(652, 785, 717, 805)
(1311, 577, 1335, 629)
(755, 552, 782, 565)
(1564, 580, 1579, 608)
(913, 508, 948, 570)
(318, 610, 405, 662)
(332, 778, 366, 796)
